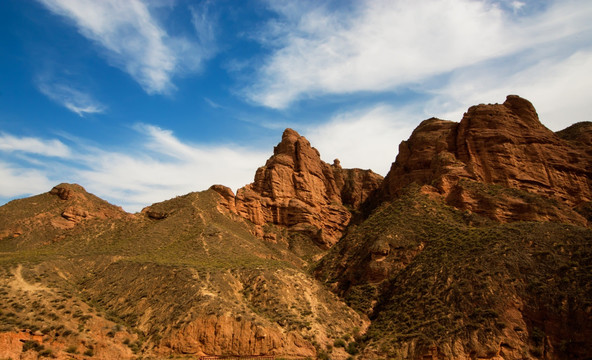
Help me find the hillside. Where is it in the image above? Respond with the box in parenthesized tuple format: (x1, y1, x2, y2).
(1, 95, 591, 360)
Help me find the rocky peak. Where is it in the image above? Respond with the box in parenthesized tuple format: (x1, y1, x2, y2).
(49, 183, 88, 201)
(48, 183, 129, 227)
(502, 94, 540, 126)
(382, 95, 592, 223)
(0, 183, 129, 245)
(231, 129, 382, 248)
(251, 128, 340, 203)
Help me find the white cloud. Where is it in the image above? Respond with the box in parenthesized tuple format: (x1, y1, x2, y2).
(190, 2, 217, 52)
(0, 126, 268, 212)
(426, 50, 592, 131)
(37, 80, 106, 117)
(73, 125, 268, 211)
(248, 0, 592, 109)
(510, 1, 526, 12)
(305, 105, 418, 176)
(0, 162, 54, 198)
(0, 133, 71, 157)
(38, 0, 216, 94)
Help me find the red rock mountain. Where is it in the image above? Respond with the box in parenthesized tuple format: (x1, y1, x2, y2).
(314, 95, 592, 360)
(213, 128, 383, 248)
(382, 95, 592, 224)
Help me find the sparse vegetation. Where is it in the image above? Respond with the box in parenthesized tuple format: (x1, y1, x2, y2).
(22, 340, 44, 352)
(0, 140, 590, 360)
(333, 339, 346, 348)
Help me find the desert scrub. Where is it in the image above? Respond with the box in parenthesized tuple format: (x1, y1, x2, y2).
(22, 340, 44, 352)
(333, 339, 346, 348)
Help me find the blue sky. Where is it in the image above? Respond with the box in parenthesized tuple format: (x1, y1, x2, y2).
(1, 0, 591, 212)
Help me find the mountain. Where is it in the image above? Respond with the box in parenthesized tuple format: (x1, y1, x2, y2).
(1, 95, 591, 360)
(316, 95, 592, 359)
(221, 128, 383, 249)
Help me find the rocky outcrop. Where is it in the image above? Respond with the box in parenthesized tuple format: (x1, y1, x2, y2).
(382, 95, 592, 224)
(161, 315, 315, 357)
(332, 159, 384, 210)
(227, 129, 382, 248)
(48, 183, 129, 228)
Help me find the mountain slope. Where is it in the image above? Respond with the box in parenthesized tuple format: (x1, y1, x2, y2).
(316, 186, 592, 359)
(0, 184, 366, 359)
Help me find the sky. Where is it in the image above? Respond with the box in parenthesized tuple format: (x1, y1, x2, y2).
(1, 0, 591, 212)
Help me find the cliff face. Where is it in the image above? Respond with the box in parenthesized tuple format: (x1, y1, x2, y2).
(232, 128, 382, 248)
(382, 95, 592, 224)
(161, 315, 315, 357)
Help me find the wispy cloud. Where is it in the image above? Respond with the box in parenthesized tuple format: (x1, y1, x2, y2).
(425, 49, 592, 131)
(37, 0, 217, 94)
(73, 125, 268, 210)
(510, 1, 526, 12)
(247, 0, 592, 109)
(37, 79, 106, 117)
(305, 105, 418, 175)
(0, 161, 54, 198)
(204, 97, 223, 109)
(0, 133, 71, 157)
(0, 126, 268, 212)
(190, 1, 217, 53)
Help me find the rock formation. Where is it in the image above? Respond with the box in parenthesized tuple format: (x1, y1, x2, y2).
(161, 315, 315, 357)
(0, 183, 129, 245)
(382, 95, 592, 224)
(218, 128, 382, 248)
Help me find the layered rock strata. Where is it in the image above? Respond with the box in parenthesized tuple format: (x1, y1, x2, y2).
(382, 95, 592, 223)
(214, 129, 383, 248)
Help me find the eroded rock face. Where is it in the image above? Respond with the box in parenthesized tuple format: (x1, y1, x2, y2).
(382, 95, 592, 223)
(162, 315, 315, 357)
(233, 129, 382, 248)
(333, 159, 384, 210)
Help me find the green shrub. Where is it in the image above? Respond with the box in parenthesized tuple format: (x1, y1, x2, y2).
(333, 339, 346, 348)
(22, 340, 44, 352)
(39, 348, 54, 357)
(346, 342, 359, 355)
(317, 350, 330, 360)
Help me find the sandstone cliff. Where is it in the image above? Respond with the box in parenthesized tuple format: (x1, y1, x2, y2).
(216, 128, 383, 248)
(382, 95, 592, 224)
